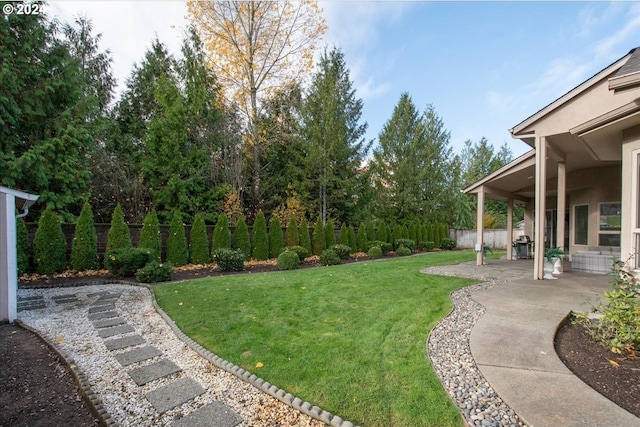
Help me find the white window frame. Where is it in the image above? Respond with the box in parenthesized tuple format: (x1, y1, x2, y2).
(632, 149, 640, 268)
(573, 204, 589, 246)
(597, 202, 621, 247)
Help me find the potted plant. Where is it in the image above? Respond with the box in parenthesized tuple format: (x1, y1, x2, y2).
(544, 247, 563, 279)
(482, 244, 493, 265)
(511, 241, 518, 259)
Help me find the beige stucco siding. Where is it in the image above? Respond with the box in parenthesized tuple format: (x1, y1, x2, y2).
(621, 128, 640, 266)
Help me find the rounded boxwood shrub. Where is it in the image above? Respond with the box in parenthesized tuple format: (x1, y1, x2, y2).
(440, 238, 457, 251)
(105, 247, 154, 277)
(282, 245, 309, 261)
(396, 246, 412, 257)
(136, 260, 173, 283)
(319, 249, 341, 266)
(394, 238, 415, 251)
(420, 241, 435, 252)
(251, 211, 269, 261)
(34, 208, 67, 275)
(367, 246, 383, 259)
(213, 248, 245, 271)
(277, 250, 300, 270)
(367, 240, 392, 254)
(331, 244, 351, 260)
(138, 208, 161, 261)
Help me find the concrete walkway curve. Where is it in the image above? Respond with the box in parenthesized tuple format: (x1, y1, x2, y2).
(454, 259, 640, 427)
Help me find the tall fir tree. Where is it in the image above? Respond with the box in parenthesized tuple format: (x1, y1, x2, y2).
(71, 202, 99, 271)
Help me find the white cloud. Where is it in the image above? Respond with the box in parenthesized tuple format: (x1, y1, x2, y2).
(594, 3, 640, 61)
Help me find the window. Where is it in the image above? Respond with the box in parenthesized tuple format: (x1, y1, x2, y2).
(574, 204, 588, 245)
(599, 202, 621, 247)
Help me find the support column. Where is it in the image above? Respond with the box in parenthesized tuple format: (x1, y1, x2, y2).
(507, 199, 514, 260)
(534, 136, 547, 280)
(0, 193, 17, 322)
(476, 187, 485, 266)
(557, 162, 566, 251)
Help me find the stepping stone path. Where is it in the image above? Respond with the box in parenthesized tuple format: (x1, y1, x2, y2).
(17, 295, 45, 311)
(85, 290, 243, 425)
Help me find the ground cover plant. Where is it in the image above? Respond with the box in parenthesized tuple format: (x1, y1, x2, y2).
(154, 251, 477, 427)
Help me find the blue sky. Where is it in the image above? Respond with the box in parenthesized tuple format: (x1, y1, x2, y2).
(49, 1, 640, 159)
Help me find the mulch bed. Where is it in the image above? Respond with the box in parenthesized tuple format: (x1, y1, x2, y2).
(555, 318, 640, 417)
(5, 257, 639, 424)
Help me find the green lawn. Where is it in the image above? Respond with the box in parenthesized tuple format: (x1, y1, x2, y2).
(154, 251, 478, 427)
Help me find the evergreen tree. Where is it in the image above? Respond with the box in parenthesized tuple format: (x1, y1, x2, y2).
(402, 224, 409, 239)
(301, 47, 371, 225)
(366, 222, 376, 242)
(189, 212, 210, 264)
(232, 217, 251, 260)
(312, 216, 326, 255)
(325, 218, 336, 247)
(251, 211, 269, 261)
(285, 215, 300, 247)
(357, 222, 368, 252)
(416, 222, 424, 244)
(71, 202, 99, 271)
(347, 225, 357, 254)
(409, 223, 417, 243)
(377, 222, 388, 244)
(213, 214, 231, 251)
(167, 212, 188, 266)
(34, 208, 67, 275)
(393, 224, 403, 244)
(298, 217, 312, 254)
(421, 224, 429, 244)
(17, 218, 30, 276)
(269, 216, 284, 259)
(138, 208, 161, 260)
(433, 223, 442, 248)
(338, 223, 349, 246)
(106, 204, 131, 252)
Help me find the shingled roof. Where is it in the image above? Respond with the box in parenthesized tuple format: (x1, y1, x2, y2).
(613, 47, 640, 78)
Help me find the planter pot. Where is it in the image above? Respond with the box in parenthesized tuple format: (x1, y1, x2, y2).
(553, 257, 562, 275)
(511, 247, 518, 259)
(543, 260, 557, 279)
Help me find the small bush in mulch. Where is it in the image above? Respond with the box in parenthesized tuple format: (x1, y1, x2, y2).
(213, 248, 245, 272)
(104, 248, 154, 277)
(277, 250, 300, 271)
(319, 249, 341, 266)
(368, 246, 383, 259)
(396, 246, 412, 257)
(136, 261, 173, 283)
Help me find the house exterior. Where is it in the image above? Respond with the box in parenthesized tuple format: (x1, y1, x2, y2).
(464, 47, 640, 279)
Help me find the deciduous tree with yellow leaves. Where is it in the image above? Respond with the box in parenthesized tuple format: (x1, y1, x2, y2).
(187, 0, 327, 214)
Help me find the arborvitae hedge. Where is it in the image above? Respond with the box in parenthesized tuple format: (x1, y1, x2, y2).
(338, 223, 349, 246)
(377, 221, 388, 244)
(138, 208, 161, 260)
(285, 215, 299, 247)
(366, 222, 376, 242)
(426, 223, 435, 243)
(440, 223, 449, 242)
(325, 218, 336, 247)
(189, 212, 210, 264)
(402, 224, 409, 239)
(213, 214, 231, 251)
(17, 217, 30, 276)
(232, 217, 251, 260)
(416, 223, 424, 244)
(71, 202, 99, 271)
(298, 217, 311, 254)
(106, 204, 131, 252)
(269, 216, 284, 259)
(34, 208, 67, 274)
(393, 224, 403, 243)
(433, 223, 441, 248)
(347, 225, 357, 254)
(251, 211, 269, 261)
(312, 217, 325, 255)
(421, 224, 428, 244)
(409, 223, 417, 242)
(167, 212, 188, 266)
(357, 222, 368, 252)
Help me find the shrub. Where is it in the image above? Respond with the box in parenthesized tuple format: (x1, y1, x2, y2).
(282, 245, 309, 261)
(367, 240, 392, 254)
(347, 225, 357, 254)
(319, 249, 341, 266)
(17, 217, 30, 275)
(136, 261, 173, 283)
(232, 217, 251, 261)
(106, 204, 131, 253)
(440, 223, 449, 243)
(440, 238, 457, 251)
(34, 208, 67, 275)
(189, 213, 210, 264)
(394, 238, 416, 251)
(167, 212, 188, 266)
(331, 244, 351, 260)
(357, 223, 368, 252)
(312, 217, 325, 255)
(366, 222, 376, 242)
(377, 222, 389, 244)
(105, 247, 154, 277)
(71, 202, 99, 271)
(138, 208, 161, 261)
(396, 246, 412, 257)
(420, 224, 428, 246)
(277, 250, 300, 270)
(368, 246, 383, 259)
(298, 217, 312, 254)
(213, 248, 245, 271)
(433, 223, 442, 248)
(285, 215, 299, 247)
(251, 211, 269, 261)
(409, 223, 417, 243)
(269, 216, 284, 259)
(325, 218, 336, 247)
(420, 241, 435, 252)
(212, 214, 231, 251)
(402, 224, 409, 239)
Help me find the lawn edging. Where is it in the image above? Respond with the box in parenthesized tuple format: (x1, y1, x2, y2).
(144, 283, 361, 427)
